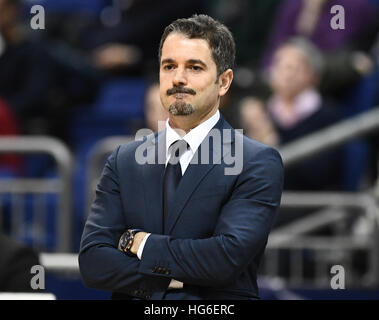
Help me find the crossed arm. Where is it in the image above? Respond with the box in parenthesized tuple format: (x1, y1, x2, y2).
(79, 146, 283, 293)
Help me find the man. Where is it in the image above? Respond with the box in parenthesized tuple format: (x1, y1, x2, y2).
(79, 14, 283, 300)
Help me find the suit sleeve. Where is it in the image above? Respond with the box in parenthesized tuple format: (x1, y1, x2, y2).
(78, 146, 169, 297)
(138, 147, 284, 286)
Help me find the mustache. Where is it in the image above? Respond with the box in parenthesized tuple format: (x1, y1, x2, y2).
(167, 87, 196, 96)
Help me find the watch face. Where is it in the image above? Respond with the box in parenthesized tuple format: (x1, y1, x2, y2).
(119, 230, 135, 252)
(119, 232, 129, 251)
(120, 236, 127, 249)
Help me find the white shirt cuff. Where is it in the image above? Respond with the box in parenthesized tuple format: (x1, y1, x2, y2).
(137, 233, 151, 260)
(168, 279, 184, 289)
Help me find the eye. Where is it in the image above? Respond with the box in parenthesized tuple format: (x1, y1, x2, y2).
(191, 65, 203, 71)
(163, 64, 175, 71)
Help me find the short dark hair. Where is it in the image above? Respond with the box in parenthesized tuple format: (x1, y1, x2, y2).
(158, 14, 235, 78)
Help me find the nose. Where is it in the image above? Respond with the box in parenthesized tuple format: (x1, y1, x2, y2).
(172, 66, 187, 87)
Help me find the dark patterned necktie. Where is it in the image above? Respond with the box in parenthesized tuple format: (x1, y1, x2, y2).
(163, 140, 189, 224)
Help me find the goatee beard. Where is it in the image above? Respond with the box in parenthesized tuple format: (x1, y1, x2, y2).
(169, 101, 195, 115)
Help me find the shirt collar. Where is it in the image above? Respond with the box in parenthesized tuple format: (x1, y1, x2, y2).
(268, 88, 322, 129)
(165, 110, 220, 158)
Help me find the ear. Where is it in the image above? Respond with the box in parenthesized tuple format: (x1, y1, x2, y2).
(218, 69, 233, 97)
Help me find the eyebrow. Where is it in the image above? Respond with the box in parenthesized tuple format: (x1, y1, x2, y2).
(187, 59, 207, 68)
(161, 58, 175, 65)
(161, 58, 207, 68)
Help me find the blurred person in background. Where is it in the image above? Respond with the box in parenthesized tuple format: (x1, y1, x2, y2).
(262, 0, 379, 100)
(0, 231, 40, 292)
(241, 37, 344, 192)
(207, 0, 283, 70)
(143, 82, 169, 133)
(205, 0, 285, 129)
(81, 0, 205, 77)
(0, 0, 58, 137)
(241, 39, 350, 277)
(0, 0, 99, 144)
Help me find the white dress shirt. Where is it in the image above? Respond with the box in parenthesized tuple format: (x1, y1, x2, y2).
(137, 110, 220, 289)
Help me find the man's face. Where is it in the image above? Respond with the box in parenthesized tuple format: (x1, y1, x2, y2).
(159, 33, 224, 122)
(270, 45, 317, 100)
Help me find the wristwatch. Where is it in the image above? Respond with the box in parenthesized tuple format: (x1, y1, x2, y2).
(118, 229, 142, 256)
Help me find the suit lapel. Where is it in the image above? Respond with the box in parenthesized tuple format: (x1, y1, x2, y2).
(164, 117, 235, 234)
(142, 131, 166, 234)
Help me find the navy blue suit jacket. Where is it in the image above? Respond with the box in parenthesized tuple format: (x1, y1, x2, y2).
(79, 116, 284, 300)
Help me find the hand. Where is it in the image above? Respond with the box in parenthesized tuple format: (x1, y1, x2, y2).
(92, 43, 141, 70)
(240, 97, 279, 146)
(130, 232, 147, 255)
